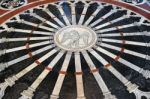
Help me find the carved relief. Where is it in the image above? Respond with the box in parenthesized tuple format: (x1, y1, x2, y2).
(122, 0, 147, 5)
(54, 25, 97, 51)
(61, 30, 90, 48)
(0, 0, 27, 10)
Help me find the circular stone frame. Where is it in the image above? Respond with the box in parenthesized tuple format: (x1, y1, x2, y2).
(54, 25, 97, 51)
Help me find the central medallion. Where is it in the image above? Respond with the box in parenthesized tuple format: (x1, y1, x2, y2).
(54, 25, 97, 51)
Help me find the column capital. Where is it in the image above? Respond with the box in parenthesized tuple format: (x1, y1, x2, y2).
(0, 37, 8, 43)
(139, 69, 150, 79)
(0, 82, 8, 99)
(103, 92, 117, 99)
(5, 75, 18, 86)
(0, 49, 6, 56)
(125, 81, 138, 93)
(0, 63, 8, 72)
(0, 75, 18, 99)
(19, 87, 35, 99)
(133, 88, 150, 99)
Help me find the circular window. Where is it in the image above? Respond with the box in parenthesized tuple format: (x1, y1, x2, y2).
(0, 0, 150, 99)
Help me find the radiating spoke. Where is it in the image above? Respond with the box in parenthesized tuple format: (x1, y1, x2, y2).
(78, 4, 88, 25)
(4, 40, 53, 54)
(90, 10, 117, 27)
(100, 31, 150, 37)
(51, 52, 72, 99)
(56, 4, 71, 26)
(81, 51, 116, 99)
(89, 48, 150, 99)
(70, 3, 76, 25)
(10, 28, 53, 35)
(0, 48, 59, 99)
(75, 52, 86, 99)
(89, 49, 130, 93)
(15, 48, 59, 78)
(5, 19, 54, 32)
(19, 20, 56, 32)
(94, 46, 150, 79)
(107, 66, 150, 99)
(96, 22, 138, 33)
(99, 43, 148, 59)
(89, 48, 131, 83)
(0, 37, 52, 43)
(84, 6, 102, 26)
(0, 44, 55, 72)
(95, 15, 127, 30)
(102, 38, 147, 46)
(19, 50, 65, 99)
(42, 8, 66, 27)
(30, 13, 60, 29)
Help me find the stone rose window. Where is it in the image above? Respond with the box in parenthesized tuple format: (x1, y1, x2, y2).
(0, 0, 150, 99)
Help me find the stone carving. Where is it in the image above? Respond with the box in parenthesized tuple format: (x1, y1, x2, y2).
(0, 76, 18, 99)
(19, 87, 35, 99)
(0, 0, 27, 10)
(122, 0, 147, 5)
(61, 30, 89, 48)
(54, 25, 97, 51)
